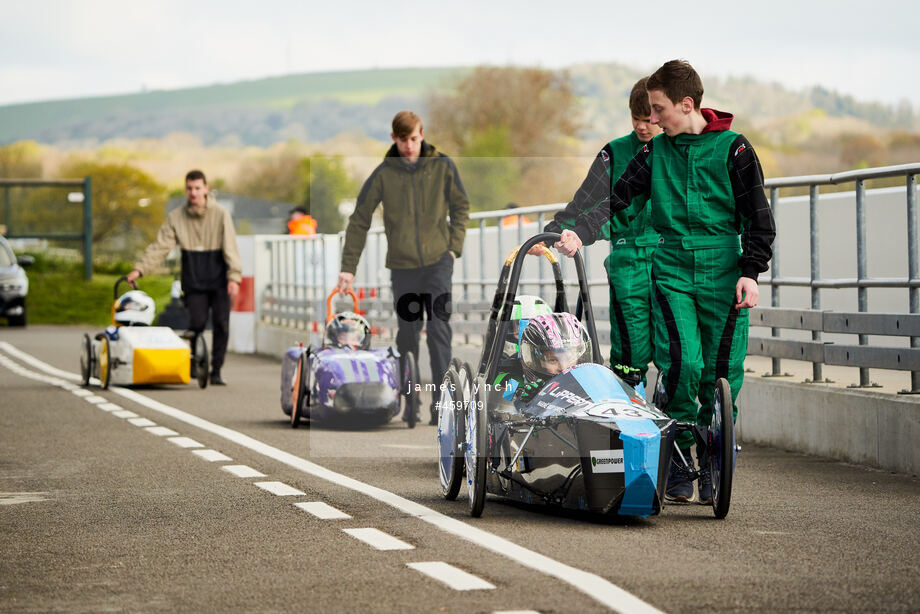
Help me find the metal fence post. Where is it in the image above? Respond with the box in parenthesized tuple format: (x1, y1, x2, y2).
(905, 173, 919, 393)
(852, 179, 877, 387)
(808, 184, 824, 383)
(83, 176, 92, 280)
(766, 186, 788, 377)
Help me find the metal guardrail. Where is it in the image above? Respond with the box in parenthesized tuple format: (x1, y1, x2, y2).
(258, 162, 920, 392)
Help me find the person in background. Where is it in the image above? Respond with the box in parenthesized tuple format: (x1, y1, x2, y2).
(127, 169, 241, 386)
(336, 111, 470, 425)
(287, 206, 317, 236)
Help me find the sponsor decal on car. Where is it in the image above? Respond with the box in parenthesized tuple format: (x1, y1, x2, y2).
(590, 449, 625, 473)
(538, 381, 590, 407)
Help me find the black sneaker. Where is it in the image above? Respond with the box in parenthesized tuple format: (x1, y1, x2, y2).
(698, 466, 713, 505)
(209, 372, 227, 386)
(665, 449, 695, 503)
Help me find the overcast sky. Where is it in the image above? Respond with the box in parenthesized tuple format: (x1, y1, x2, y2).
(2, 0, 917, 108)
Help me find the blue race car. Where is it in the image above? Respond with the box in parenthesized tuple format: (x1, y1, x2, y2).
(437, 233, 736, 519)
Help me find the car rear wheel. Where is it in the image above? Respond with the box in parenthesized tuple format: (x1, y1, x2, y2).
(79, 334, 93, 386)
(99, 337, 112, 390)
(8, 300, 26, 327)
(437, 365, 464, 500)
(194, 335, 209, 389)
(709, 378, 735, 519)
(291, 350, 309, 428)
(402, 351, 420, 429)
(466, 379, 488, 517)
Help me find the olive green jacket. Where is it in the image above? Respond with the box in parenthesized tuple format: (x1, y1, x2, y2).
(341, 142, 469, 273)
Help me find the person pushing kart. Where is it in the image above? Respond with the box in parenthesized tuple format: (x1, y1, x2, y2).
(554, 60, 776, 504)
(538, 77, 661, 390)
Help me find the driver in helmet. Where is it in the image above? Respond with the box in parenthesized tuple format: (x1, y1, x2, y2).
(114, 290, 156, 327)
(326, 311, 370, 349)
(498, 312, 592, 403)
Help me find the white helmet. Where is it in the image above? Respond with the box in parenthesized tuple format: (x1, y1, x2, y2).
(114, 290, 156, 326)
(501, 294, 552, 357)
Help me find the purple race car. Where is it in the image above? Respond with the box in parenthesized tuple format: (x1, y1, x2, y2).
(281, 291, 421, 428)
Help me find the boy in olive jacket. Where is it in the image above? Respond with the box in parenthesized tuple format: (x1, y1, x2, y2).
(555, 60, 775, 503)
(543, 77, 661, 388)
(338, 111, 470, 424)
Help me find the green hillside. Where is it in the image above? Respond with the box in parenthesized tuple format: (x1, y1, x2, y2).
(0, 67, 468, 145)
(0, 63, 914, 147)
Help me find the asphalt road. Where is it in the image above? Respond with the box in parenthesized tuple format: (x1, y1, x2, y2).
(1, 326, 919, 614)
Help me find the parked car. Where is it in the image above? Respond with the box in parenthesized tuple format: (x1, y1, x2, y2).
(0, 236, 33, 327)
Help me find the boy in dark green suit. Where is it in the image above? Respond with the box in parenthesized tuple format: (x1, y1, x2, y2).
(554, 60, 775, 503)
(540, 77, 662, 389)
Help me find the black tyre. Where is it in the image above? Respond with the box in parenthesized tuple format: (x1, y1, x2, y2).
(8, 301, 26, 327)
(465, 379, 488, 517)
(709, 378, 735, 519)
(193, 335, 209, 389)
(402, 351, 420, 429)
(99, 336, 112, 390)
(437, 366, 465, 500)
(291, 351, 309, 428)
(79, 334, 93, 386)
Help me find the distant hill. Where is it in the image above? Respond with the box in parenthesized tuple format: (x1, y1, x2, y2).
(0, 63, 914, 148)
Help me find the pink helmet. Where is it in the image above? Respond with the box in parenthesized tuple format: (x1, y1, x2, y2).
(519, 313, 591, 380)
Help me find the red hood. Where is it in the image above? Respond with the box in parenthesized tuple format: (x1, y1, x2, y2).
(701, 108, 734, 133)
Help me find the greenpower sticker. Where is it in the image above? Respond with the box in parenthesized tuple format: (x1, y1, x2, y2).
(589, 449, 625, 473)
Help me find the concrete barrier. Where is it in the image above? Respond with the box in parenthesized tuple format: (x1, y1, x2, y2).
(738, 377, 919, 476)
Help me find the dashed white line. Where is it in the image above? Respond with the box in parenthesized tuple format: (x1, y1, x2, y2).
(494, 611, 541, 614)
(98, 403, 123, 412)
(145, 426, 179, 437)
(84, 395, 107, 404)
(294, 501, 351, 520)
(112, 410, 139, 419)
(343, 528, 414, 551)
(0, 341, 666, 614)
(221, 465, 266, 478)
(71, 389, 93, 397)
(253, 481, 305, 496)
(167, 436, 204, 449)
(128, 417, 157, 427)
(407, 562, 495, 590)
(192, 449, 232, 462)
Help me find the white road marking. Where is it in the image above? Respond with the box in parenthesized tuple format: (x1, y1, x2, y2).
(494, 611, 541, 614)
(343, 528, 414, 551)
(380, 444, 432, 450)
(0, 492, 50, 506)
(145, 426, 179, 437)
(112, 410, 139, 419)
(0, 342, 666, 614)
(407, 562, 495, 590)
(192, 449, 233, 462)
(84, 395, 107, 404)
(221, 465, 266, 478)
(294, 501, 351, 519)
(128, 417, 157, 427)
(167, 436, 204, 449)
(98, 403, 123, 412)
(253, 481, 305, 496)
(71, 388, 93, 397)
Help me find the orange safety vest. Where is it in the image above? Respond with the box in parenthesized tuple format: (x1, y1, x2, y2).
(288, 215, 318, 235)
(501, 214, 531, 226)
